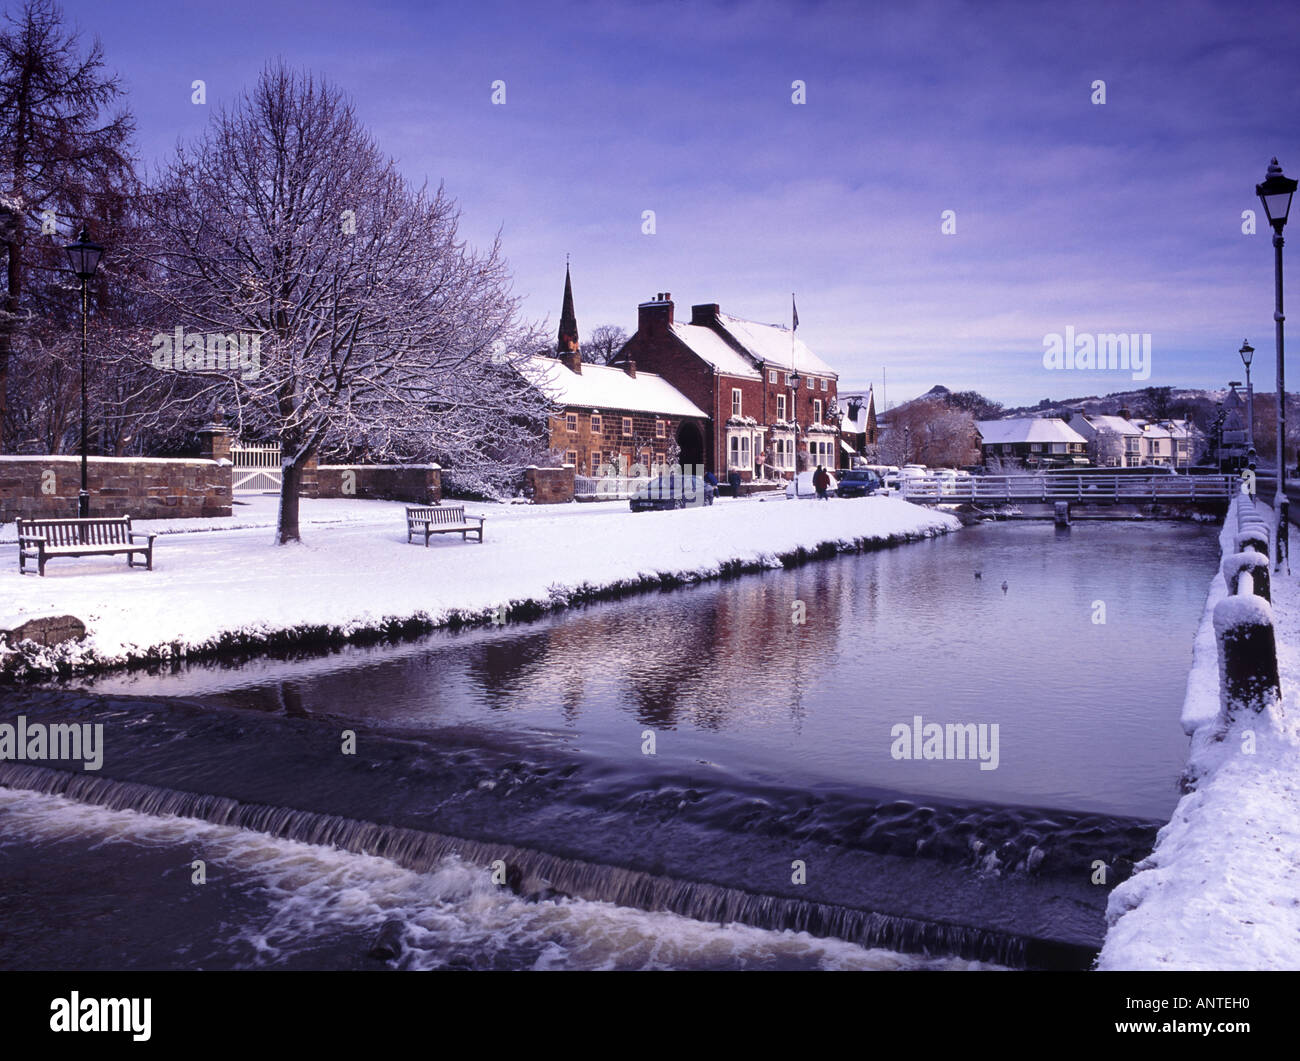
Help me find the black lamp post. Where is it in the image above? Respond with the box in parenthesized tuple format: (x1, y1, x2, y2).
(1239, 339, 1255, 449)
(791, 370, 802, 496)
(63, 228, 104, 518)
(1256, 158, 1296, 502)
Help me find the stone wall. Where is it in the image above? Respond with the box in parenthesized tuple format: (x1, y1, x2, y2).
(0, 455, 232, 522)
(316, 464, 441, 504)
(523, 465, 575, 504)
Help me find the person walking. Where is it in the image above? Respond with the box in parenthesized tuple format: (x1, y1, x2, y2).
(813, 465, 830, 500)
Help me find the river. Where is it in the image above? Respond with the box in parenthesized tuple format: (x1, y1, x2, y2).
(0, 519, 1221, 970)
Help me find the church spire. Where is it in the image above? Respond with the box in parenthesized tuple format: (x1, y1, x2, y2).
(558, 261, 579, 354)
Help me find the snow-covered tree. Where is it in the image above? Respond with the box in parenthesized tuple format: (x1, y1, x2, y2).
(0, 0, 134, 451)
(139, 63, 549, 541)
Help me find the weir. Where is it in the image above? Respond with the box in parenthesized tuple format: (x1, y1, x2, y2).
(0, 761, 1097, 969)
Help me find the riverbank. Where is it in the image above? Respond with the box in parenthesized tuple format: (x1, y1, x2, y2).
(1097, 497, 1300, 970)
(0, 494, 959, 679)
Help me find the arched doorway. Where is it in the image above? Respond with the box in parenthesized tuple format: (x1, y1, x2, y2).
(676, 419, 705, 472)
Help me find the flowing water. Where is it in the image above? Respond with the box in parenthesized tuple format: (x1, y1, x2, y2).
(0, 520, 1220, 969)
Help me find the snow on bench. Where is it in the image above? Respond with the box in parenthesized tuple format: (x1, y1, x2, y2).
(405, 505, 485, 546)
(17, 517, 156, 576)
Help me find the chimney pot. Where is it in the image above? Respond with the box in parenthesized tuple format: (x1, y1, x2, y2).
(624, 359, 637, 378)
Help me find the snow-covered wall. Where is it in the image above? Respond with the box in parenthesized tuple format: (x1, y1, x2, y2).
(0, 455, 232, 522)
(1099, 494, 1300, 970)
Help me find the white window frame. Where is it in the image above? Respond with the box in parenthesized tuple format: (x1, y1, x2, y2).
(565, 450, 578, 466)
(732, 388, 742, 417)
(820, 377, 828, 392)
(622, 416, 633, 437)
(565, 413, 577, 432)
(813, 399, 822, 423)
(591, 413, 602, 434)
(655, 419, 665, 439)
(768, 369, 777, 384)
(776, 394, 787, 420)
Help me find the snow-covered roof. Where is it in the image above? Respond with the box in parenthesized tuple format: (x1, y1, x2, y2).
(520, 356, 708, 418)
(716, 313, 838, 378)
(669, 323, 762, 379)
(1076, 414, 1142, 437)
(839, 390, 874, 433)
(976, 418, 1087, 445)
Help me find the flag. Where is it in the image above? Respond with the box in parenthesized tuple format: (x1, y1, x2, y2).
(792, 294, 799, 332)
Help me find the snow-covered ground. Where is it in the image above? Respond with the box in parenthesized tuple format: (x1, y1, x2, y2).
(1098, 497, 1300, 970)
(0, 492, 958, 676)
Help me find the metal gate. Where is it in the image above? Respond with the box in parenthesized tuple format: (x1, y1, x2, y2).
(230, 443, 282, 493)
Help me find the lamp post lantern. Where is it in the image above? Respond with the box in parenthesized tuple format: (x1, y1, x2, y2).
(1239, 339, 1255, 448)
(63, 228, 104, 519)
(1256, 158, 1296, 507)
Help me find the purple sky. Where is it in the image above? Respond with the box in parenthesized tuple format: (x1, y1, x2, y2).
(52, 0, 1300, 408)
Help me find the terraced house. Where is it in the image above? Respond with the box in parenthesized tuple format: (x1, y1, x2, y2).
(618, 293, 841, 480)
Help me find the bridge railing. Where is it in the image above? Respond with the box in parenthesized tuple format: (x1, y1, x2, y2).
(899, 473, 1236, 503)
(1214, 492, 1281, 722)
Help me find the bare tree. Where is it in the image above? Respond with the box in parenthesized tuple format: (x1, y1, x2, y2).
(139, 63, 548, 542)
(581, 323, 628, 366)
(0, 0, 134, 451)
(878, 398, 978, 467)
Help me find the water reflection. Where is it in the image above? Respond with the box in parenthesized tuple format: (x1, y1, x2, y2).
(79, 521, 1219, 819)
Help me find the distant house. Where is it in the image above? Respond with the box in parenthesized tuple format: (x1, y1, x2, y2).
(837, 387, 878, 466)
(1068, 413, 1143, 467)
(619, 294, 841, 480)
(521, 269, 709, 477)
(1069, 411, 1200, 468)
(975, 417, 1088, 467)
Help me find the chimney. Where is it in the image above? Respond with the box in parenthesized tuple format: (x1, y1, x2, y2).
(638, 292, 674, 333)
(1119, 407, 1131, 420)
(623, 359, 637, 378)
(560, 350, 581, 374)
(691, 303, 720, 325)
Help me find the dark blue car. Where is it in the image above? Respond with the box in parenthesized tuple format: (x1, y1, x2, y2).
(629, 474, 717, 511)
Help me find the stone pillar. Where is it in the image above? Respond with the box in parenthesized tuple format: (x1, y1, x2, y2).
(298, 451, 319, 498)
(198, 424, 231, 463)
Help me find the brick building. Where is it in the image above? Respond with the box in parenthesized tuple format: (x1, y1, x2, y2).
(837, 387, 879, 466)
(521, 269, 709, 476)
(618, 294, 840, 480)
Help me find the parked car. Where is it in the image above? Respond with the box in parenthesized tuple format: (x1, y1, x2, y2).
(894, 465, 929, 493)
(785, 468, 839, 498)
(835, 468, 884, 497)
(629, 473, 716, 511)
(931, 468, 958, 494)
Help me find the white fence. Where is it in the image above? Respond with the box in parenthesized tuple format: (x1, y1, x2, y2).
(230, 443, 282, 492)
(900, 473, 1236, 503)
(575, 475, 652, 500)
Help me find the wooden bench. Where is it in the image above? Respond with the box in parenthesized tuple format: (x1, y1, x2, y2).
(406, 505, 485, 545)
(18, 516, 157, 576)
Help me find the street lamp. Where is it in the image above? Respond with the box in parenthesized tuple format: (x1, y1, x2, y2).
(791, 370, 802, 497)
(1256, 158, 1296, 506)
(63, 227, 104, 519)
(1239, 339, 1255, 448)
